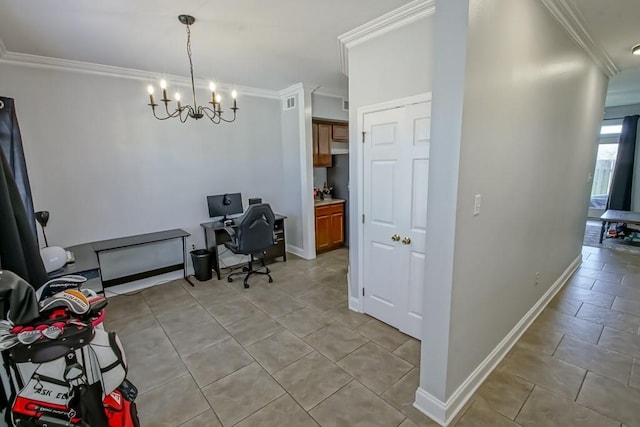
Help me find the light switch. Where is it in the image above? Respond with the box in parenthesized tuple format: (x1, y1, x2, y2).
(473, 194, 481, 216)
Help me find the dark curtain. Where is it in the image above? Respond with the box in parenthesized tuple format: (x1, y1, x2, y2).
(607, 115, 640, 211)
(0, 98, 48, 288)
(0, 98, 37, 237)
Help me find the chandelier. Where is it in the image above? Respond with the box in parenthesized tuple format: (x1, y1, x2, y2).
(146, 15, 238, 123)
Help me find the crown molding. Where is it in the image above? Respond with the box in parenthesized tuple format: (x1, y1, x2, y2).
(312, 90, 347, 100)
(337, 0, 435, 76)
(278, 83, 305, 99)
(0, 51, 281, 99)
(538, 0, 619, 78)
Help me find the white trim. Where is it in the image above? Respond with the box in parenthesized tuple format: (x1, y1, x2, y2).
(0, 36, 6, 58)
(279, 83, 304, 99)
(414, 388, 447, 425)
(312, 90, 347, 100)
(355, 93, 432, 313)
(286, 244, 309, 260)
(0, 51, 281, 99)
(348, 296, 362, 313)
(538, 0, 619, 78)
(337, 0, 435, 75)
(414, 254, 582, 426)
(299, 85, 317, 260)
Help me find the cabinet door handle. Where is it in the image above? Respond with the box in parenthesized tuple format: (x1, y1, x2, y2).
(402, 237, 411, 245)
(391, 234, 400, 242)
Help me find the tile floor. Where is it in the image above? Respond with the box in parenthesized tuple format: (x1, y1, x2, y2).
(104, 245, 640, 426)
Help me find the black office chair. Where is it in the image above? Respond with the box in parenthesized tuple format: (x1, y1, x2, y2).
(224, 203, 276, 288)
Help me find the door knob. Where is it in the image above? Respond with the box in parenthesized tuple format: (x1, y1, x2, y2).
(391, 234, 400, 242)
(402, 237, 411, 245)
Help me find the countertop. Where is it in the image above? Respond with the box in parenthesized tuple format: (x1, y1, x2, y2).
(314, 198, 346, 207)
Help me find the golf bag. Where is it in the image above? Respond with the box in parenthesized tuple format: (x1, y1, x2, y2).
(0, 271, 140, 426)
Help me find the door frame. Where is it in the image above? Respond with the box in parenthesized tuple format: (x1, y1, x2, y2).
(354, 92, 432, 313)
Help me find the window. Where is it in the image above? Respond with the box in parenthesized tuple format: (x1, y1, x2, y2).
(601, 125, 622, 135)
(590, 144, 618, 209)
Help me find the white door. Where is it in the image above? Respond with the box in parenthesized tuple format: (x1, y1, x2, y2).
(362, 100, 431, 339)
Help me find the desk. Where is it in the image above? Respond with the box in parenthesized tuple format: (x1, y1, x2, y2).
(48, 228, 193, 292)
(201, 214, 287, 280)
(599, 210, 640, 243)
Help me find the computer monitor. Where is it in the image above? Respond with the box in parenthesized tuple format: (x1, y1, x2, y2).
(207, 193, 243, 221)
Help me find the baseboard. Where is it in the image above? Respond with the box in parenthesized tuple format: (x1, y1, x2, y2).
(348, 296, 361, 313)
(286, 244, 307, 259)
(414, 254, 582, 426)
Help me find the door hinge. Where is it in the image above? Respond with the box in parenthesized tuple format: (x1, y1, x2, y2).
(362, 131, 366, 143)
(362, 288, 365, 296)
(362, 214, 365, 223)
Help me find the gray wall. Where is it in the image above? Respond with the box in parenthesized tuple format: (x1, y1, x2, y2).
(422, 0, 608, 402)
(347, 16, 435, 298)
(0, 63, 285, 257)
(312, 93, 348, 122)
(604, 103, 640, 119)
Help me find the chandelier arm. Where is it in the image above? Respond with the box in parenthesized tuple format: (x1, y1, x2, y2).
(217, 109, 238, 123)
(163, 102, 182, 119)
(179, 109, 189, 123)
(151, 107, 176, 121)
(201, 107, 222, 124)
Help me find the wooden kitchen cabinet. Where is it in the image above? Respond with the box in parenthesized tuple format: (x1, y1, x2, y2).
(312, 119, 348, 167)
(332, 124, 349, 142)
(313, 122, 332, 167)
(315, 202, 344, 253)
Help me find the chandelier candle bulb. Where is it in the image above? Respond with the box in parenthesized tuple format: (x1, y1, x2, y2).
(175, 92, 181, 109)
(160, 79, 168, 102)
(147, 85, 155, 105)
(209, 82, 216, 105)
(232, 90, 238, 109)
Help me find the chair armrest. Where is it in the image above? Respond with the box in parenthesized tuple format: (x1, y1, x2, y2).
(223, 226, 236, 237)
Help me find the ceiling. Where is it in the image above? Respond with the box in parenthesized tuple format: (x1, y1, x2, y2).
(0, 0, 413, 96)
(567, 0, 640, 107)
(0, 0, 639, 102)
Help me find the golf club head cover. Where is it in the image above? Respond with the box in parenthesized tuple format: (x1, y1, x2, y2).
(39, 290, 90, 315)
(37, 275, 87, 302)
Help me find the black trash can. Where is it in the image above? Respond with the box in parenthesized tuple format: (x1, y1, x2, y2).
(190, 249, 212, 281)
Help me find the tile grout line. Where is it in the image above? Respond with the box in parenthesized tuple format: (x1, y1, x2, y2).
(305, 378, 357, 414)
(550, 334, 565, 356)
(574, 369, 589, 403)
(512, 383, 536, 423)
(146, 290, 230, 425)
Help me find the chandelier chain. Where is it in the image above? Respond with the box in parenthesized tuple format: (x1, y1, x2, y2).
(186, 23, 197, 110)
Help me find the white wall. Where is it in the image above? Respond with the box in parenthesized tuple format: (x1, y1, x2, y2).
(420, 0, 608, 411)
(0, 63, 285, 264)
(312, 93, 348, 122)
(347, 16, 435, 298)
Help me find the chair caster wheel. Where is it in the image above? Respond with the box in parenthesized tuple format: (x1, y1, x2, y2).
(244, 283, 250, 289)
(268, 278, 273, 283)
(227, 277, 233, 282)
